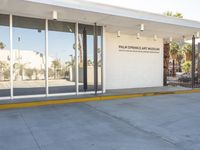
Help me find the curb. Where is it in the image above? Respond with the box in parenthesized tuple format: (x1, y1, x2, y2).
(0, 89, 200, 110)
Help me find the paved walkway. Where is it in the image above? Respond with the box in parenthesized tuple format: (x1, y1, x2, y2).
(0, 86, 192, 104)
(105, 86, 191, 95)
(0, 92, 200, 150)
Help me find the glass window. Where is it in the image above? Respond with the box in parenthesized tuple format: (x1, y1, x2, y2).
(48, 20, 76, 94)
(13, 16, 45, 96)
(0, 14, 10, 97)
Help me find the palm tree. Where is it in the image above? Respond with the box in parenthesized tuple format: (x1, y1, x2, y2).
(176, 50, 184, 72)
(170, 42, 179, 76)
(25, 68, 34, 80)
(51, 59, 61, 79)
(13, 63, 26, 80)
(164, 11, 183, 18)
(0, 42, 5, 49)
(0, 61, 9, 80)
(173, 12, 183, 18)
(182, 44, 192, 61)
(182, 61, 191, 74)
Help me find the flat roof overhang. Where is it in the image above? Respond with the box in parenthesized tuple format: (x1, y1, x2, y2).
(1, 0, 200, 41)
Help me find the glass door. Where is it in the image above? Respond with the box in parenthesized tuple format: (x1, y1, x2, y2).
(78, 24, 102, 93)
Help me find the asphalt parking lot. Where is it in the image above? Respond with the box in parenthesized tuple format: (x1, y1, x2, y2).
(1, 93, 200, 150)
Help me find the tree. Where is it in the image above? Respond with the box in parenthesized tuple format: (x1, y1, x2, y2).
(33, 68, 41, 80)
(182, 44, 192, 61)
(182, 61, 191, 74)
(51, 59, 61, 79)
(170, 42, 180, 76)
(48, 68, 54, 79)
(0, 42, 5, 49)
(25, 68, 34, 80)
(176, 50, 184, 72)
(164, 11, 184, 76)
(0, 61, 9, 80)
(164, 11, 183, 18)
(0, 61, 8, 70)
(170, 42, 179, 59)
(13, 63, 26, 80)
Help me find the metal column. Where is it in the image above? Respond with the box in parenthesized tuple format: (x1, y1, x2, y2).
(75, 22, 79, 95)
(192, 35, 196, 88)
(198, 43, 200, 84)
(83, 28, 88, 91)
(45, 19, 49, 97)
(102, 26, 106, 93)
(10, 14, 13, 100)
(94, 23, 98, 93)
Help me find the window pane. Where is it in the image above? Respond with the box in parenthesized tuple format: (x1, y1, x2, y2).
(48, 20, 76, 94)
(13, 16, 45, 96)
(0, 14, 10, 97)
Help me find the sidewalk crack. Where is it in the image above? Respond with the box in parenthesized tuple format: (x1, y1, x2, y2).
(19, 112, 42, 150)
(84, 103, 186, 150)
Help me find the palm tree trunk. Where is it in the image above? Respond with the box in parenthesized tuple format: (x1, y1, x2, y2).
(172, 59, 175, 77)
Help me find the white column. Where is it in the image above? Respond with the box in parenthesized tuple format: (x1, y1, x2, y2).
(10, 14, 13, 100)
(75, 22, 79, 95)
(102, 26, 106, 93)
(45, 19, 49, 96)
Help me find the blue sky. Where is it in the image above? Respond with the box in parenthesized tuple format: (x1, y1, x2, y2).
(0, 26, 98, 63)
(88, 0, 200, 21)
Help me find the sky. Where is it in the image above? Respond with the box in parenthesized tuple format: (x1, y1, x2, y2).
(87, 0, 200, 21)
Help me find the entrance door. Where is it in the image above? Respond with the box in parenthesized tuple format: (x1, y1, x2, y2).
(78, 24, 101, 93)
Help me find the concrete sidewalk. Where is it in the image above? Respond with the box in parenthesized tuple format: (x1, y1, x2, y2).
(0, 86, 197, 110)
(105, 86, 191, 95)
(0, 92, 200, 150)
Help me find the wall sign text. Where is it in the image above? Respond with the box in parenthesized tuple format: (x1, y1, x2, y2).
(118, 45, 160, 54)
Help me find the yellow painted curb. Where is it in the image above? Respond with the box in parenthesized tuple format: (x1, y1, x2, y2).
(0, 89, 200, 110)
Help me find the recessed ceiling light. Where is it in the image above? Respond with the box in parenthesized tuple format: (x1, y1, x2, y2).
(117, 31, 121, 37)
(137, 33, 140, 39)
(154, 34, 157, 41)
(140, 24, 144, 32)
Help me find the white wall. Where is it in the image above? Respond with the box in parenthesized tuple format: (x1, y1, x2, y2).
(105, 32, 163, 90)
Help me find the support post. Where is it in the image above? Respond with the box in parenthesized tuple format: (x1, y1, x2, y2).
(10, 14, 13, 100)
(192, 35, 196, 88)
(94, 23, 98, 93)
(163, 43, 170, 86)
(45, 19, 49, 97)
(75, 22, 79, 95)
(83, 27, 88, 91)
(198, 43, 200, 84)
(102, 26, 106, 93)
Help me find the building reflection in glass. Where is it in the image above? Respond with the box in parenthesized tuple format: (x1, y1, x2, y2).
(0, 14, 10, 97)
(48, 20, 76, 94)
(13, 16, 46, 96)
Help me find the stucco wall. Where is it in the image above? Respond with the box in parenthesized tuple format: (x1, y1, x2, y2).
(105, 32, 163, 89)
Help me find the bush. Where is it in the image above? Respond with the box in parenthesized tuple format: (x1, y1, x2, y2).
(182, 61, 191, 73)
